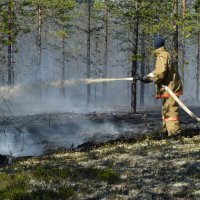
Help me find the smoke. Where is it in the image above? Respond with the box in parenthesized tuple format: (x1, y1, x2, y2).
(0, 129, 43, 157)
(0, 111, 148, 157)
(0, 77, 134, 116)
(0, 77, 146, 157)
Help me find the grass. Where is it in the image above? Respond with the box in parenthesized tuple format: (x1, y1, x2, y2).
(0, 132, 199, 199)
(33, 166, 120, 184)
(0, 187, 75, 200)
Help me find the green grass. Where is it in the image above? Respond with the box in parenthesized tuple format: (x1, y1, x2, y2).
(0, 173, 30, 200)
(0, 166, 119, 199)
(32, 165, 120, 184)
(32, 166, 70, 180)
(0, 187, 75, 200)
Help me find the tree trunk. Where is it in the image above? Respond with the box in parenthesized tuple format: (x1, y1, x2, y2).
(87, 0, 92, 105)
(181, 0, 186, 85)
(37, 4, 42, 103)
(94, 37, 98, 107)
(61, 35, 66, 99)
(7, 42, 14, 86)
(182, 0, 186, 17)
(7, 0, 14, 86)
(173, 0, 179, 68)
(197, 33, 200, 101)
(103, 0, 108, 99)
(140, 34, 145, 107)
(131, 15, 139, 112)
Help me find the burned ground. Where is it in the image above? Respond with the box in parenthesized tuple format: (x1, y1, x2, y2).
(12, 107, 200, 155)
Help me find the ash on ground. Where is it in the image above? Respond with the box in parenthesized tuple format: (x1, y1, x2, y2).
(0, 107, 200, 157)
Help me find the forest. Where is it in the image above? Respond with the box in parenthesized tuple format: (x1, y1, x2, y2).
(0, 0, 200, 200)
(0, 0, 199, 113)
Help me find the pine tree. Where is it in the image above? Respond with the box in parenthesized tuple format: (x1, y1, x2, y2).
(21, 0, 76, 101)
(181, 0, 200, 102)
(0, 0, 34, 86)
(109, 0, 174, 111)
(194, 0, 200, 101)
(0, 0, 19, 85)
(48, 0, 76, 100)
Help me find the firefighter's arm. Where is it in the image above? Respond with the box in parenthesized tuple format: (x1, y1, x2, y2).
(152, 55, 168, 84)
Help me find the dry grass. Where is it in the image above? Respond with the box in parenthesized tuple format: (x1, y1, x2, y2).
(0, 133, 200, 200)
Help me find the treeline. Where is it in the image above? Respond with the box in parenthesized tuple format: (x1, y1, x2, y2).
(0, 0, 199, 112)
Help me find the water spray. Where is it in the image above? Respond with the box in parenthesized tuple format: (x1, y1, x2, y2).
(0, 76, 199, 124)
(51, 77, 135, 87)
(0, 77, 138, 98)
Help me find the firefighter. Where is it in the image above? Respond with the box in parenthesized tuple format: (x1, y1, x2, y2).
(141, 36, 183, 136)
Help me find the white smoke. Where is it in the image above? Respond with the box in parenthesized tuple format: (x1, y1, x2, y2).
(0, 131, 43, 157)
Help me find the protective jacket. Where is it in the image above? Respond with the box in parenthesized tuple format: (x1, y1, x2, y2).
(152, 47, 183, 99)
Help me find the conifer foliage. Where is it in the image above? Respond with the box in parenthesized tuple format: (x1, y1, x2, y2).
(0, 0, 199, 110)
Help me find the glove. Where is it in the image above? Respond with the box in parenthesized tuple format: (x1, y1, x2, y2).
(140, 73, 153, 83)
(140, 76, 153, 83)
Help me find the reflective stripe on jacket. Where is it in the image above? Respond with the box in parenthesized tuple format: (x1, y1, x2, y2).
(155, 91, 183, 99)
(152, 47, 183, 99)
(162, 116, 180, 122)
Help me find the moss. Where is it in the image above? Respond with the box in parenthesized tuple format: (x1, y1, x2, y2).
(0, 173, 30, 200)
(87, 151, 99, 160)
(36, 166, 118, 184)
(57, 187, 75, 198)
(32, 167, 70, 180)
(0, 133, 200, 199)
(0, 171, 74, 200)
(112, 146, 128, 154)
(0, 187, 75, 200)
(32, 165, 120, 184)
(0, 173, 29, 189)
(31, 187, 75, 200)
(0, 173, 11, 190)
(96, 168, 120, 184)
(187, 163, 200, 179)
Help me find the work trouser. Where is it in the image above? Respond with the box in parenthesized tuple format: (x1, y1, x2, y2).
(162, 96, 181, 135)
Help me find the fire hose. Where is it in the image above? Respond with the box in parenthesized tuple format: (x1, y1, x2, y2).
(139, 72, 200, 122)
(162, 85, 200, 122)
